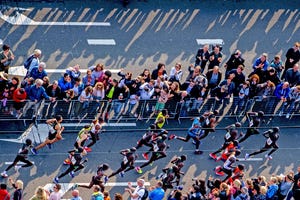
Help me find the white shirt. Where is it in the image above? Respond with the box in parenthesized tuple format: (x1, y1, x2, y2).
(131, 186, 145, 200)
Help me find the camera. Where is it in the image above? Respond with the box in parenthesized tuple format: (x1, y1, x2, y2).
(173, 185, 183, 190)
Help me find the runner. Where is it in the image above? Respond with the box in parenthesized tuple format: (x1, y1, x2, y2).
(214, 149, 241, 182)
(75, 163, 110, 192)
(53, 148, 87, 184)
(245, 127, 280, 160)
(74, 125, 91, 151)
(1, 139, 34, 178)
(209, 122, 241, 160)
(107, 147, 137, 178)
(85, 118, 105, 151)
(168, 117, 204, 154)
(31, 115, 64, 154)
(135, 134, 168, 174)
(238, 111, 264, 143)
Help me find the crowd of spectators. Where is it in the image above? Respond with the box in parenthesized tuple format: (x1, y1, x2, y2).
(0, 42, 300, 121)
(0, 42, 300, 199)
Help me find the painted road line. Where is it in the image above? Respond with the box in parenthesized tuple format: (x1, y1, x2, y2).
(0, 39, 3, 45)
(5, 161, 35, 165)
(238, 158, 263, 161)
(135, 160, 148, 163)
(61, 123, 137, 127)
(196, 39, 224, 45)
(87, 39, 116, 45)
(0, 12, 111, 26)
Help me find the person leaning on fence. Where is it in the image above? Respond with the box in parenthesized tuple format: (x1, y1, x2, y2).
(29, 62, 48, 81)
(26, 49, 42, 74)
(147, 87, 169, 122)
(0, 44, 15, 73)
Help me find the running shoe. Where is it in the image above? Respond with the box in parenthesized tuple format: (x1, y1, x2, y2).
(53, 177, 59, 184)
(245, 153, 250, 160)
(209, 153, 217, 160)
(14, 165, 21, 172)
(142, 153, 149, 160)
(104, 176, 109, 184)
(63, 158, 71, 165)
(84, 147, 92, 152)
(69, 171, 75, 178)
(31, 148, 38, 155)
(265, 154, 273, 160)
(215, 171, 225, 176)
(168, 134, 176, 140)
(1, 172, 8, 178)
(119, 171, 125, 178)
(135, 166, 143, 174)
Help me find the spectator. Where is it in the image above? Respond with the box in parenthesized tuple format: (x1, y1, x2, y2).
(284, 85, 300, 119)
(72, 77, 85, 99)
(0, 72, 8, 94)
(275, 82, 290, 116)
(0, 183, 10, 200)
(27, 49, 42, 74)
(167, 189, 183, 200)
(58, 73, 72, 93)
(113, 193, 123, 200)
(12, 88, 27, 118)
(9, 178, 23, 200)
(93, 82, 106, 100)
(195, 44, 210, 73)
(22, 79, 53, 118)
(287, 165, 300, 200)
(71, 189, 83, 200)
(262, 67, 281, 86)
(0, 44, 15, 73)
(151, 63, 167, 80)
(66, 64, 81, 86)
(124, 179, 147, 200)
(224, 50, 245, 74)
(270, 55, 284, 78)
(149, 181, 165, 200)
(42, 76, 50, 89)
(49, 183, 62, 200)
(206, 66, 222, 92)
(182, 65, 202, 90)
(82, 69, 95, 88)
(29, 62, 47, 80)
(117, 70, 133, 88)
(140, 68, 151, 83)
(104, 191, 111, 200)
(282, 42, 300, 79)
(90, 63, 104, 81)
(30, 186, 49, 200)
(169, 63, 183, 83)
(266, 177, 279, 200)
(277, 173, 294, 200)
(232, 187, 249, 200)
(256, 81, 276, 113)
(21, 76, 34, 95)
(252, 53, 269, 71)
(46, 80, 62, 100)
(208, 45, 223, 70)
(284, 63, 300, 87)
(98, 70, 112, 89)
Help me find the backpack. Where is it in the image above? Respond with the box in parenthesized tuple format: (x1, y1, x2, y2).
(23, 55, 34, 69)
(138, 188, 148, 200)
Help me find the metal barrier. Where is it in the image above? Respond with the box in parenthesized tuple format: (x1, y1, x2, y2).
(1, 96, 299, 123)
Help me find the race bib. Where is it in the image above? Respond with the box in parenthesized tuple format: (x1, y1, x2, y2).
(266, 138, 272, 145)
(225, 132, 231, 140)
(153, 144, 159, 152)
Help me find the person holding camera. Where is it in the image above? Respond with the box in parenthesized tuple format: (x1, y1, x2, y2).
(0, 44, 15, 73)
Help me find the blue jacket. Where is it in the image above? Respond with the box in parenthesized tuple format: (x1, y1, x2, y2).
(274, 83, 290, 99)
(29, 67, 47, 80)
(266, 184, 278, 199)
(58, 77, 73, 92)
(27, 85, 50, 101)
(149, 187, 165, 200)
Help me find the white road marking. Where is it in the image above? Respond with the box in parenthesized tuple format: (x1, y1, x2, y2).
(0, 12, 111, 26)
(5, 161, 35, 165)
(62, 123, 136, 127)
(87, 39, 116, 45)
(196, 39, 224, 45)
(135, 160, 148, 163)
(0, 39, 3, 45)
(239, 158, 263, 161)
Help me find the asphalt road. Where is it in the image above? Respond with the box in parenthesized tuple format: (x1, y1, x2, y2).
(1, 0, 300, 199)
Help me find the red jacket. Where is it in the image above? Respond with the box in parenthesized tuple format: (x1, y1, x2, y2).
(12, 88, 27, 103)
(0, 188, 10, 200)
